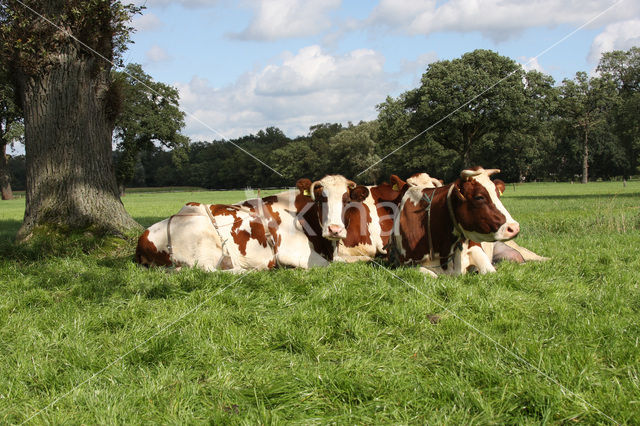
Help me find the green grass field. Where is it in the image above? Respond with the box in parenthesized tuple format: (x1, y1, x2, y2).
(1, 182, 639, 424)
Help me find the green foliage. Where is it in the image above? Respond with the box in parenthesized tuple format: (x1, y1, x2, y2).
(597, 47, 640, 177)
(0, 0, 141, 73)
(113, 63, 189, 188)
(0, 183, 639, 423)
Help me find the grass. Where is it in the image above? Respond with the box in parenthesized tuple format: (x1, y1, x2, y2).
(1, 182, 639, 424)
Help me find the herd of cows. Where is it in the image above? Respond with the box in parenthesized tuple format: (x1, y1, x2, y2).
(135, 166, 548, 277)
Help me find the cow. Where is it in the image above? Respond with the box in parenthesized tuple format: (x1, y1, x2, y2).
(135, 175, 369, 272)
(391, 167, 521, 277)
(404, 176, 549, 265)
(335, 174, 409, 262)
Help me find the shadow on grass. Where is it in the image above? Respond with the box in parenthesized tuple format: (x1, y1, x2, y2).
(133, 216, 167, 228)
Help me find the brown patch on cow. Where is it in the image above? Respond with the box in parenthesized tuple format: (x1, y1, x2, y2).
(468, 241, 481, 248)
(135, 230, 172, 267)
(370, 181, 408, 247)
(249, 220, 268, 247)
(343, 202, 372, 248)
(396, 185, 459, 269)
(186, 202, 201, 206)
(210, 204, 240, 217)
(267, 259, 276, 269)
(233, 230, 251, 256)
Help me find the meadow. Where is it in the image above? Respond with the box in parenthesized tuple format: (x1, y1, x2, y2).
(0, 181, 639, 424)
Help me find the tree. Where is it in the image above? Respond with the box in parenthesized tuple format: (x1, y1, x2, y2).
(113, 63, 189, 195)
(404, 50, 528, 168)
(597, 47, 640, 179)
(558, 72, 616, 183)
(328, 121, 381, 184)
(0, 64, 23, 200)
(1, 0, 142, 240)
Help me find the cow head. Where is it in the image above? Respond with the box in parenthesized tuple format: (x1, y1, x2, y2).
(451, 167, 520, 242)
(406, 172, 443, 188)
(310, 175, 369, 240)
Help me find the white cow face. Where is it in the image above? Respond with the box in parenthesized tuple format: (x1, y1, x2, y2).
(310, 175, 369, 240)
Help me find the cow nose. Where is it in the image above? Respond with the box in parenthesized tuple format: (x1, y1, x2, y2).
(328, 224, 344, 235)
(504, 222, 520, 239)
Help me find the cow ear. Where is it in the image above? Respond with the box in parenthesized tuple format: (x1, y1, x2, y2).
(389, 174, 406, 191)
(350, 185, 369, 202)
(453, 183, 467, 202)
(296, 178, 312, 196)
(493, 179, 506, 197)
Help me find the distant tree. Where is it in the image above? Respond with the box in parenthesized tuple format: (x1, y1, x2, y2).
(558, 72, 616, 183)
(1, 0, 142, 240)
(403, 50, 528, 168)
(328, 121, 381, 184)
(0, 65, 23, 200)
(113, 63, 189, 194)
(597, 47, 640, 178)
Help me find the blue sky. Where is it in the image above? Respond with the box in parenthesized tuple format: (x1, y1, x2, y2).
(14, 0, 640, 157)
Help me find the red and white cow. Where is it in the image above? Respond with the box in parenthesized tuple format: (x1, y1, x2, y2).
(404, 175, 548, 265)
(335, 174, 409, 262)
(392, 167, 521, 277)
(135, 175, 369, 272)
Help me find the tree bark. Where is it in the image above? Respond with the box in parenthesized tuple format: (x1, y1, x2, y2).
(1, 142, 13, 200)
(582, 129, 589, 184)
(15, 48, 140, 241)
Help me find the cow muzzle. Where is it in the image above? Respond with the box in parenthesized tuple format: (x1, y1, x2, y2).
(325, 224, 346, 240)
(496, 222, 520, 241)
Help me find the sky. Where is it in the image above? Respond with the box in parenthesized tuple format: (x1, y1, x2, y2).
(7, 0, 640, 156)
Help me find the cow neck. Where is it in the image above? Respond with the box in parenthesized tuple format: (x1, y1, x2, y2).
(446, 183, 466, 239)
(419, 183, 465, 269)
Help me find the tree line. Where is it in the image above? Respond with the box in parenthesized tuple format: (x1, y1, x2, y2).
(8, 48, 638, 194)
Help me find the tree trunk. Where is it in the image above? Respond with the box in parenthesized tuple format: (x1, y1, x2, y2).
(1, 142, 13, 200)
(15, 49, 141, 241)
(581, 129, 589, 184)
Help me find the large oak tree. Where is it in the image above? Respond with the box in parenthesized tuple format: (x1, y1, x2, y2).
(1, 0, 142, 240)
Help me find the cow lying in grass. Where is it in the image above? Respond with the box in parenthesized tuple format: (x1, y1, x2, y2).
(392, 167, 523, 277)
(336, 170, 547, 272)
(405, 173, 548, 265)
(135, 175, 369, 272)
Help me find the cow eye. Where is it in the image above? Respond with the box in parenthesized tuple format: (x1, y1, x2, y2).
(473, 195, 485, 201)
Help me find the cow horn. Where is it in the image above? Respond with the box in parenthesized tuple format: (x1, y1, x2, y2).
(310, 181, 322, 200)
(485, 168, 501, 177)
(460, 168, 483, 180)
(346, 179, 357, 189)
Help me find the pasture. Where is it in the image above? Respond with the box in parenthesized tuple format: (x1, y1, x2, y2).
(1, 182, 639, 424)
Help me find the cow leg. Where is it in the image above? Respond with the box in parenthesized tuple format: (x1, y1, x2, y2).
(467, 245, 496, 274)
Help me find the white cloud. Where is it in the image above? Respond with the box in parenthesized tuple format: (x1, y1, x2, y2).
(589, 19, 640, 63)
(519, 56, 544, 73)
(367, 0, 639, 42)
(132, 13, 163, 32)
(145, 45, 171, 63)
(174, 45, 395, 139)
(230, 0, 341, 40)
